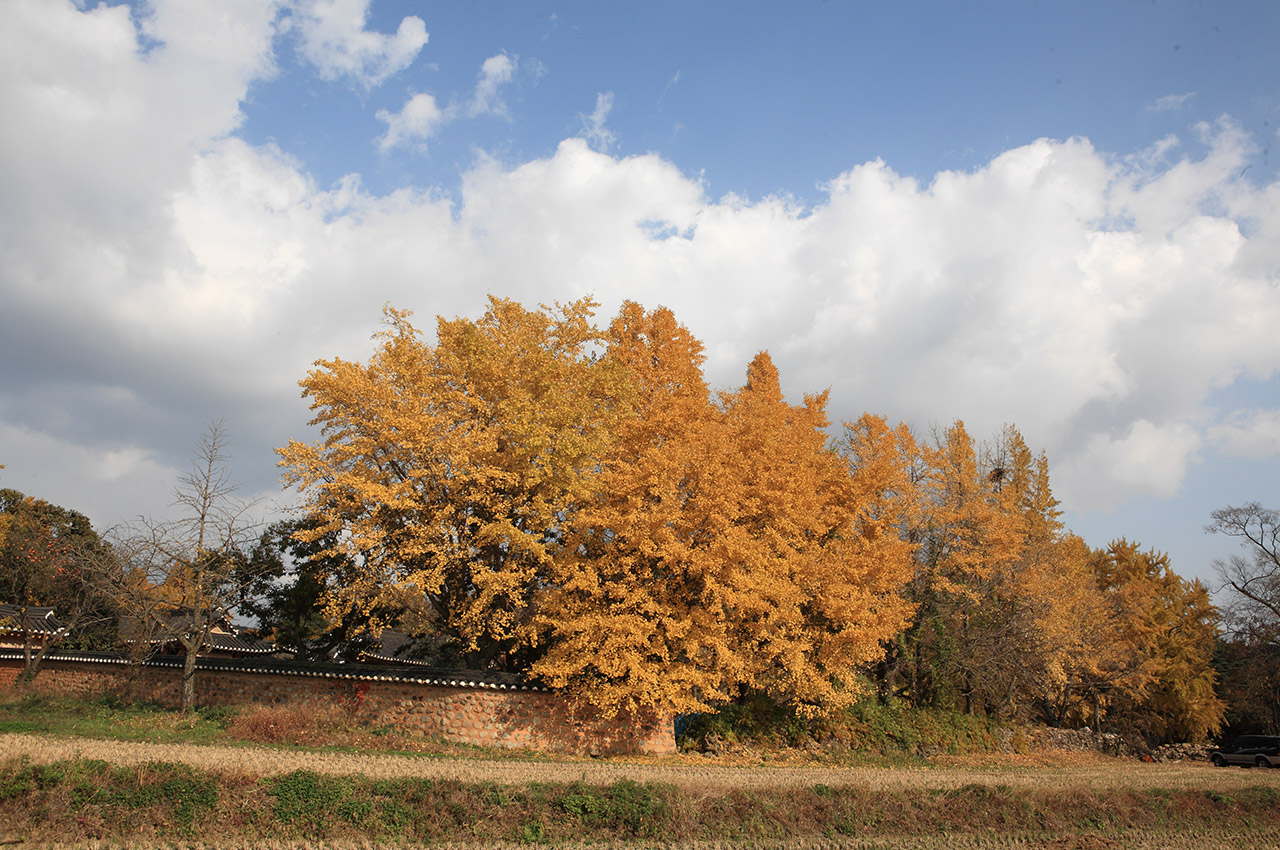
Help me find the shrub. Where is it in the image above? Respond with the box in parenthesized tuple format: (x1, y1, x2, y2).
(195, 704, 238, 729)
(227, 704, 344, 746)
(679, 693, 1004, 756)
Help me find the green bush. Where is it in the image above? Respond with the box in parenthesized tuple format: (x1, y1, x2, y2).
(195, 704, 238, 729)
(679, 693, 1005, 756)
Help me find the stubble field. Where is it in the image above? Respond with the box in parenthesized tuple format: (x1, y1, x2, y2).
(3, 730, 1280, 793)
(3, 731, 1280, 849)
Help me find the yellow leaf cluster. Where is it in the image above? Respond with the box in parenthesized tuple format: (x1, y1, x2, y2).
(277, 297, 1222, 737)
(531, 304, 917, 717)
(279, 297, 625, 668)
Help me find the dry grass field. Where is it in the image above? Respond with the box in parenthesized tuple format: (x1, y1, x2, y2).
(4, 729, 1280, 793)
(2, 697, 1279, 848)
(3, 731, 1280, 849)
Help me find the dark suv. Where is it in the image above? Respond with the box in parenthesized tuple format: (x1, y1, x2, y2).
(1210, 735, 1280, 768)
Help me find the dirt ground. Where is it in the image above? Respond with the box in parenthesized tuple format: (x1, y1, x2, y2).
(5, 731, 1280, 792)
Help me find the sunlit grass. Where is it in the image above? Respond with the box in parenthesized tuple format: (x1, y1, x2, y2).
(0, 692, 230, 744)
(2, 756, 1279, 848)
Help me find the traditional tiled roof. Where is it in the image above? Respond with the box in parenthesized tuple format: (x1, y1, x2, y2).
(124, 609, 275, 655)
(0, 649, 539, 690)
(357, 629, 441, 667)
(0, 604, 66, 635)
(203, 631, 276, 655)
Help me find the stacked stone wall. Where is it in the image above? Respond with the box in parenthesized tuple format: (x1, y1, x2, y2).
(0, 656, 674, 756)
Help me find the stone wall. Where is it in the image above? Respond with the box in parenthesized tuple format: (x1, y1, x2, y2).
(0, 654, 674, 756)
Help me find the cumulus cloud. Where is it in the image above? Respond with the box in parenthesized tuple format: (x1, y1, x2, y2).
(290, 0, 427, 87)
(469, 53, 515, 118)
(375, 54, 516, 152)
(376, 93, 446, 152)
(1059, 421, 1203, 510)
(2, 1, 1279, 535)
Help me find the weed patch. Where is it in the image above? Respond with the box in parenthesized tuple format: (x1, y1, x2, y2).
(228, 705, 346, 747)
(0, 758, 218, 838)
(680, 692, 1005, 759)
(266, 769, 356, 835)
(558, 779, 669, 837)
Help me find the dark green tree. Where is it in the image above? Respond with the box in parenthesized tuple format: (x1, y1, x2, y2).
(240, 517, 386, 662)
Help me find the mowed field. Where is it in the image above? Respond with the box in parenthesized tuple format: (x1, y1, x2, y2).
(1, 730, 1278, 793)
(4, 731, 1280, 849)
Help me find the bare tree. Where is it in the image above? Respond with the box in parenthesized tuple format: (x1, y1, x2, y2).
(1208, 502, 1280, 646)
(88, 422, 262, 710)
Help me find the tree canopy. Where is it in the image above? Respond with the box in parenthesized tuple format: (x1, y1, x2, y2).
(276, 295, 1227, 742)
(279, 297, 626, 670)
(280, 299, 918, 717)
(0, 488, 114, 680)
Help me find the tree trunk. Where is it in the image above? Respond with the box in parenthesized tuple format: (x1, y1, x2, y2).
(962, 613, 974, 715)
(912, 648, 922, 708)
(21, 631, 36, 685)
(20, 635, 53, 685)
(181, 646, 198, 712)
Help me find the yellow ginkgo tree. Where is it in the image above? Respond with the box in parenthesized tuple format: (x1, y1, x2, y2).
(533, 304, 917, 717)
(532, 302, 741, 714)
(279, 297, 625, 670)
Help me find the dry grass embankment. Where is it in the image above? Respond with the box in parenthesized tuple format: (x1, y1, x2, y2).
(3, 694, 1280, 848)
(5, 729, 1280, 793)
(2, 753, 1279, 850)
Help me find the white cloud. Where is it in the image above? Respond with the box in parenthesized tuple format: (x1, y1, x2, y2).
(375, 54, 517, 153)
(579, 92, 617, 152)
(290, 0, 427, 87)
(2, 1, 1279, 535)
(469, 53, 515, 118)
(1058, 421, 1202, 511)
(376, 92, 445, 152)
(1209, 409, 1280, 458)
(1147, 92, 1197, 112)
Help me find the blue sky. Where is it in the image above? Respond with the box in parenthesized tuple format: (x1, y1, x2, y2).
(1, 0, 1278, 591)
(239, 2, 1280, 204)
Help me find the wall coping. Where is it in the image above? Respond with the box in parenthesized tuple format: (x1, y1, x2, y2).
(0, 650, 547, 692)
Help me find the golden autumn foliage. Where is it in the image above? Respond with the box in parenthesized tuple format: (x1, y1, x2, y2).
(277, 295, 1223, 740)
(534, 305, 917, 717)
(1088, 540, 1225, 742)
(883, 421, 1025, 713)
(531, 303, 743, 714)
(871, 422, 1223, 743)
(920, 421, 1024, 599)
(278, 297, 624, 669)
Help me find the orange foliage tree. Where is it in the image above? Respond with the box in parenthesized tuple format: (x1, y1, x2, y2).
(533, 303, 916, 717)
(531, 303, 740, 714)
(279, 298, 624, 670)
(278, 295, 1222, 737)
(1088, 540, 1224, 743)
(884, 421, 1023, 712)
